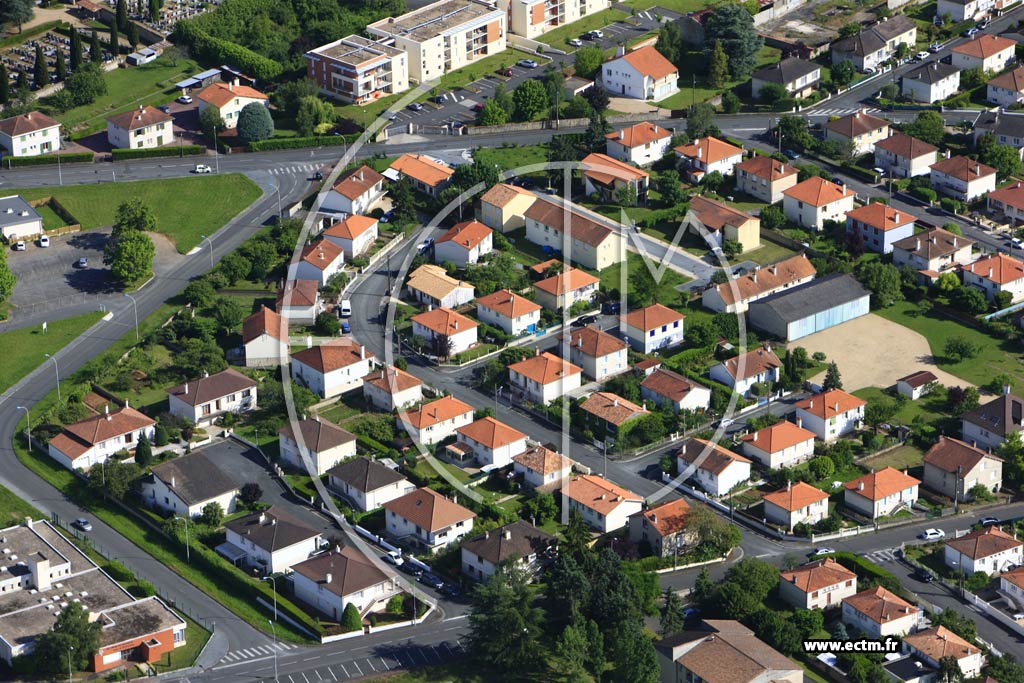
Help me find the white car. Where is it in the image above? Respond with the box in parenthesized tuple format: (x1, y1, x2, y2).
(13, 241, 25, 251)
(38, 235, 49, 248)
(812, 547, 836, 556)
(915, 51, 930, 61)
(381, 551, 404, 566)
(176, 95, 193, 104)
(569, 38, 583, 47)
(919, 528, 945, 541)
(1011, 237, 1024, 250)
(194, 164, 212, 174)
(517, 59, 539, 69)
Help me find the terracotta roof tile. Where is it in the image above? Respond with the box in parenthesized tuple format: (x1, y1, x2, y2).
(406, 264, 474, 301)
(898, 370, 938, 388)
(734, 155, 798, 181)
(580, 391, 646, 426)
(331, 165, 385, 201)
(291, 340, 373, 373)
(712, 254, 816, 306)
(1001, 566, 1024, 590)
(510, 351, 582, 385)
(382, 487, 475, 531)
(50, 406, 155, 460)
(846, 203, 916, 231)
(780, 557, 856, 592)
(456, 417, 526, 450)
(411, 306, 479, 336)
(951, 34, 1016, 58)
(946, 525, 1022, 559)
(581, 152, 650, 186)
(741, 420, 816, 454)
(875, 132, 938, 160)
(631, 498, 690, 537)
(362, 366, 423, 394)
(622, 303, 684, 331)
(892, 227, 972, 260)
(292, 546, 389, 598)
(107, 105, 173, 131)
(640, 368, 708, 403)
(481, 182, 536, 209)
(783, 176, 855, 207)
(989, 66, 1024, 93)
(963, 253, 1024, 285)
(559, 325, 627, 357)
(563, 475, 642, 515)
(989, 181, 1024, 212)
(824, 110, 889, 138)
(762, 481, 829, 511)
(674, 136, 744, 167)
(606, 121, 671, 148)
(242, 306, 287, 344)
(476, 289, 542, 319)
(923, 435, 999, 474)
(512, 445, 573, 475)
(688, 195, 757, 234)
(324, 214, 377, 240)
(435, 220, 492, 250)
(618, 45, 677, 79)
(717, 346, 782, 382)
(843, 586, 919, 624)
(196, 82, 267, 108)
(166, 368, 256, 407)
(844, 466, 920, 501)
(797, 389, 866, 420)
(390, 154, 454, 187)
(278, 417, 355, 453)
(930, 155, 996, 182)
(524, 198, 617, 248)
(0, 111, 60, 137)
(534, 267, 599, 295)
(278, 279, 320, 309)
(903, 626, 980, 662)
(677, 438, 751, 476)
(299, 240, 344, 270)
(670, 621, 799, 682)
(400, 395, 473, 430)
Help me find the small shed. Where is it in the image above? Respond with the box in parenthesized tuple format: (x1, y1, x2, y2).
(0, 195, 43, 241)
(126, 47, 159, 66)
(895, 370, 938, 400)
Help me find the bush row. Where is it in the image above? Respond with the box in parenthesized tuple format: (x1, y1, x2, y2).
(111, 145, 205, 160)
(3, 152, 94, 168)
(171, 21, 282, 81)
(248, 134, 360, 152)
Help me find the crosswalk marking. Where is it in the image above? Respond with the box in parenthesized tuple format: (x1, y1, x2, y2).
(268, 164, 320, 176)
(807, 107, 883, 116)
(220, 641, 297, 664)
(865, 548, 900, 564)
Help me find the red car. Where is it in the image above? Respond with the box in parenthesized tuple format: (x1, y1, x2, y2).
(472, 102, 485, 112)
(497, 67, 513, 77)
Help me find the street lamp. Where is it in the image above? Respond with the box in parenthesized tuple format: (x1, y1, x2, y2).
(262, 575, 278, 621)
(45, 353, 61, 403)
(200, 234, 214, 269)
(67, 645, 74, 683)
(16, 405, 29, 448)
(123, 293, 139, 343)
(175, 515, 190, 563)
(268, 620, 279, 683)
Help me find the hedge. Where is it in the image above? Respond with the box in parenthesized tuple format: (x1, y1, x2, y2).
(248, 134, 360, 152)
(832, 551, 905, 596)
(171, 22, 282, 81)
(111, 145, 205, 160)
(3, 152, 94, 168)
(0, 20, 65, 49)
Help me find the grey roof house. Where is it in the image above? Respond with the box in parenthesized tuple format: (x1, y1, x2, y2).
(974, 110, 1024, 159)
(0, 195, 42, 242)
(461, 520, 555, 581)
(901, 61, 961, 103)
(830, 15, 917, 71)
(142, 450, 241, 517)
(327, 456, 416, 512)
(747, 274, 871, 342)
(751, 58, 821, 99)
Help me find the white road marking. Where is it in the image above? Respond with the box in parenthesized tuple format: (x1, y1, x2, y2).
(330, 667, 338, 681)
(340, 663, 350, 678)
(380, 657, 390, 671)
(368, 658, 377, 672)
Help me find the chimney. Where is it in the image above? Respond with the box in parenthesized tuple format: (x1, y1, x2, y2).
(858, 481, 865, 491)
(503, 529, 512, 540)
(787, 480, 792, 491)
(259, 512, 267, 524)
(989, 267, 994, 278)
(104, 404, 109, 415)
(651, 513, 657, 523)
(796, 416, 803, 428)
(171, 476, 176, 488)
(834, 402, 840, 412)
(1004, 384, 1011, 395)
(946, 149, 951, 159)
(325, 572, 333, 584)
(453, 320, 459, 330)
(930, 235, 937, 244)
(953, 237, 957, 247)
(893, 211, 899, 222)
(361, 346, 366, 360)
(751, 271, 757, 283)
(769, 265, 777, 275)
(809, 399, 814, 409)
(613, 399, 618, 407)
(619, 130, 624, 140)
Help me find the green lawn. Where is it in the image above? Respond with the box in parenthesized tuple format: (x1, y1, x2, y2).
(600, 251, 691, 306)
(0, 482, 42, 528)
(10, 175, 262, 253)
(657, 46, 781, 109)
(873, 302, 1015, 389)
(0, 311, 103, 393)
(626, 0, 707, 11)
(541, 9, 629, 51)
(741, 241, 797, 266)
(472, 144, 549, 172)
(860, 444, 925, 472)
(35, 202, 69, 231)
(851, 386, 949, 428)
(151, 617, 211, 674)
(49, 56, 202, 137)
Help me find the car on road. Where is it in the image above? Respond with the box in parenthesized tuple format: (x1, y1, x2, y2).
(75, 257, 89, 268)
(341, 321, 351, 334)
(913, 566, 935, 583)
(577, 313, 598, 326)
(176, 95, 193, 104)
(864, 66, 877, 75)
(1011, 238, 1024, 250)
(915, 51, 930, 61)
(194, 164, 212, 174)
(440, 582, 463, 598)
(831, 176, 845, 186)
(929, 42, 943, 52)
(964, 27, 980, 37)
(399, 561, 422, 577)
(408, 102, 424, 111)
(418, 236, 434, 253)
(569, 38, 583, 47)
(919, 528, 945, 540)
(978, 18, 991, 29)
(517, 59, 539, 69)
(386, 111, 398, 121)
(39, 235, 49, 248)
(811, 547, 836, 556)
(340, 300, 352, 317)
(74, 518, 93, 532)
(381, 551, 404, 566)
(980, 516, 1001, 526)
(158, 105, 171, 114)
(783, 149, 800, 160)
(418, 572, 444, 590)
(717, 417, 735, 429)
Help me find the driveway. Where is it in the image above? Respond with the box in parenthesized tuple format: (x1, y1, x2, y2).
(797, 314, 973, 391)
(6, 228, 185, 321)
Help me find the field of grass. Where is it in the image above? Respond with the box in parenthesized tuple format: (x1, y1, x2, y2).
(541, 9, 629, 51)
(51, 56, 202, 137)
(851, 386, 950, 428)
(0, 482, 42, 528)
(860, 444, 925, 472)
(874, 301, 1016, 389)
(0, 311, 103, 393)
(151, 617, 211, 674)
(600, 251, 691, 306)
(657, 46, 781, 109)
(9, 175, 262, 253)
(743, 241, 798, 266)
(35, 202, 69, 231)
(472, 144, 549, 172)
(626, 0, 707, 11)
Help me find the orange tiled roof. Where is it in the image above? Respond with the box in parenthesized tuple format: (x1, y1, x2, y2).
(843, 586, 919, 624)
(824, 110, 889, 138)
(563, 474, 642, 514)
(382, 487, 475, 531)
(988, 66, 1024, 93)
(632, 498, 690, 537)
(509, 351, 582, 385)
(717, 346, 782, 382)
(763, 481, 829, 512)
(299, 240, 344, 270)
(411, 306, 479, 336)
(930, 155, 996, 182)
(689, 195, 757, 233)
(734, 155, 798, 181)
(481, 182, 536, 209)
(622, 303, 684, 331)
(324, 215, 377, 240)
(534, 267, 599, 296)
(581, 152, 650, 186)
(196, 82, 267, 108)
(989, 181, 1024, 211)
(524, 198, 617, 248)
(923, 435, 1000, 474)
(513, 445, 572, 475)
(780, 557, 856, 592)
(1002, 566, 1024, 590)
(400, 395, 473, 430)
(580, 391, 646, 426)
(796, 389, 866, 420)
(674, 136, 744, 167)
(740, 420, 816, 454)
(435, 220, 492, 250)
(951, 34, 1016, 58)
(846, 203, 916, 231)
(332, 165, 385, 201)
(278, 279, 319, 309)
(783, 176, 855, 207)
(640, 368, 708, 403)
(107, 105, 172, 131)
(875, 132, 938, 160)
(677, 438, 751, 475)
(362, 366, 423, 394)
(242, 306, 287, 344)
(49, 406, 155, 460)
(390, 153, 454, 187)
(291, 339, 373, 373)
(619, 45, 677, 79)
(0, 111, 60, 136)
(560, 325, 627, 357)
(946, 525, 1022, 560)
(844, 466, 920, 501)
(476, 289, 542, 319)
(903, 626, 980, 663)
(606, 121, 671, 148)
(456, 416, 526, 450)
(713, 254, 816, 306)
(963, 253, 1024, 285)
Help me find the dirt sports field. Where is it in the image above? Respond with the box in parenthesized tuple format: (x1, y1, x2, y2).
(797, 314, 973, 391)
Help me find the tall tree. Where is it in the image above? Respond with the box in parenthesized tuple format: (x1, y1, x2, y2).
(105, 230, 155, 285)
(116, 0, 128, 30)
(467, 565, 545, 672)
(704, 4, 763, 78)
(904, 110, 946, 147)
(660, 588, 684, 636)
(553, 619, 593, 683)
(91, 30, 103, 62)
(127, 21, 139, 49)
(512, 78, 548, 122)
(15, 68, 27, 93)
(584, 111, 611, 152)
(822, 362, 843, 391)
(0, 65, 7, 105)
(607, 620, 659, 683)
(0, 248, 15, 303)
(70, 29, 83, 71)
(114, 198, 157, 236)
(30, 602, 101, 673)
(33, 44, 48, 90)
(237, 102, 275, 142)
(55, 49, 66, 82)
(0, 0, 34, 33)
(937, 656, 964, 683)
(708, 40, 729, 88)
(134, 433, 152, 466)
(108, 21, 119, 55)
(655, 21, 682, 66)
(830, 60, 855, 88)
(149, 0, 160, 21)
(574, 45, 604, 79)
(686, 103, 719, 138)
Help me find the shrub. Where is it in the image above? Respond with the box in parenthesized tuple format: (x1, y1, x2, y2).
(171, 22, 282, 80)
(105, 560, 134, 582)
(911, 186, 937, 204)
(342, 603, 362, 632)
(111, 145, 204, 160)
(2, 152, 93, 168)
(831, 552, 903, 594)
(248, 134, 358, 151)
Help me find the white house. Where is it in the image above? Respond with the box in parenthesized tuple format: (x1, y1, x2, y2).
(453, 417, 528, 468)
(523, 198, 623, 271)
(512, 445, 574, 491)
(944, 526, 1023, 575)
(399, 395, 474, 445)
(829, 15, 917, 72)
(600, 45, 678, 101)
(320, 165, 387, 216)
(278, 416, 357, 476)
(563, 475, 643, 533)
(684, 195, 761, 253)
(383, 487, 476, 552)
(604, 121, 672, 166)
(639, 368, 711, 413)
(779, 557, 858, 609)
(0, 195, 43, 242)
(362, 366, 424, 412)
(844, 466, 920, 519)
(708, 346, 782, 397)
(674, 136, 744, 185)
(902, 627, 985, 680)
(842, 586, 922, 638)
(989, 180, 1024, 223)
(290, 546, 397, 619)
(461, 521, 555, 582)
(621, 303, 684, 354)
(509, 351, 583, 405)
(196, 82, 269, 129)
(434, 220, 493, 268)
(411, 307, 479, 357)
(406, 264, 476, 309)
(938, 0, 995, 22)
(951, 34, 1017, 72)
(896, 370, 939, 401)
(845, 203, 916, 255)
(142, 450, 240, 518)
(988, 66, 1024, 107)
(676, 438, 751, 497)
(763, 481, 831, 533)
(242, 306, 288, 368)
(323, 215, 379, 260)
(962, 253, 1024, 303)
(561, 326, 629, 381)
(627, 498, 694, 558)
(892, 227, 974, 279)
(479, 182, 536, 233)
(794, 389, 866, 442)
(739, 420, 816, 470)
(702, 254, 817, 314)
(874, 133, 939, 179)
(277, 280, 322, 325)
(0, 111, 61, 157)
(922, 435, 1002, 502)
(783, 176, 856, 230)
(291, 340, 375, 399)
(288, 240, 345, 286)
(999, 567, 1024, 610)
(533, 267, 601, 310)
(961, 391, 1024, 451)
(222, 507, 322, 575)
(930, 155, 997, 201)
(901, 61, 961, 104)
(734, 155, 799, 204)
(475, 289, 541, 336)
(824, 111, 890, 155)
(580, 391, 647, 443)
(166, 368, 257, 427)
(387, 153, 454, 198)
(47, 405, 156, 472)
(328, 456, 416, 512)
(751, 57, 821, 99)
(106, 106, 174, 150)
(581, 152, 650, 205)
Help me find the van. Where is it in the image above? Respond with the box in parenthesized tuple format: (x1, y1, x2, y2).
(340, 300, 352, 317)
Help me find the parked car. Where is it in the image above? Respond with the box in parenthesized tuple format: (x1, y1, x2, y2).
(452, 120, 467, 129)
(919, 528, 945, 540)
(431, 94, 447, 104)
(194, 164, 212, 174)
(577, 313, 598, 326)
(408, 102, 424, 111)
(929, 42, 943, 52)
(340, 300, 353, 317)
(601, 301, 621, 315)
(497, 67, 513, 77)
(811, 547, 836, 556)
(313, 170, 324, 181)
(831, 176, 845, 186)
(380, 210, 395, 224)
(381, 551, 404, 566)
(978, 18, 991, 29)
(783, 149, 800, 160)
(964, 27, 980, 37)
(38, 235, 49, 248)
(569, 38, 583, 47)
(980, 516, 1001, 526)
(915, 51, 930, 61)
(341, 321, 351, 334)
(440, 582, 463, 598)
(13, 241, 25, 251)
(517, 59, 539, 69)
(864, 66, 877, 75)
(176, 95, 193, 104)
(589, 29, 604, 38)
(75, 257, 89, 268)
(399, 561, 423, 577)
(1011, 238, 1024, 250)
(913, 566, 935, 583)
(418, 572, 444, 590)
(472, 102, 485, 112)
(158, 105, 171, 114)
(74, 518, 93, 532)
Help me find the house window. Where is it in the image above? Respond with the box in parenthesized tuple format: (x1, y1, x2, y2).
(227, 394, 236, 403)
(242, 389, 252, 398)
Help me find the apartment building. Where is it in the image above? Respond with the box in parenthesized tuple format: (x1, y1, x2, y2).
(497, 0, 609, 40)
(106, 106, 174, 150)
(305, 35, 410, 104)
